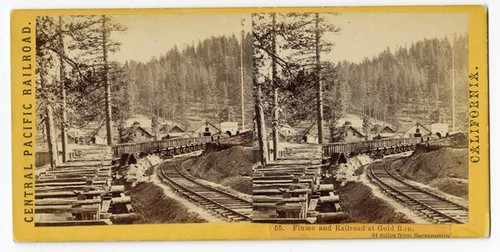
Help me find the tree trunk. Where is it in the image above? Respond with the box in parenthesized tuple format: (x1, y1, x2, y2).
(46, 104, 58, 169)
(451, 34, 456, 132)
(102, 15, 113, 145)
(240, 27, 245, 131)
(58, 16, 68, 162)
(315, 13, 324, 144)
(39, 61, 57, 169)
(271, 13, 279, 160)
(255, 83, 268, 165)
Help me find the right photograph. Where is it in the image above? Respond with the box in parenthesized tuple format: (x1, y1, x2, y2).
(251, 12, 469, 224)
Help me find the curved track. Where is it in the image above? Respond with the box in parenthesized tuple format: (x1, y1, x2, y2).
(367, 160, 468, 224)
(157, 162, 252, 222)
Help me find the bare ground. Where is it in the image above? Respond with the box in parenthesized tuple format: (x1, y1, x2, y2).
(393, 147, 468, 199)
(336, 179, 416, 224)
(120, 153, 222, 223)
(330, 156, 427, 224)
(180, 146, 253, 195)
(128, 181, 208, 224)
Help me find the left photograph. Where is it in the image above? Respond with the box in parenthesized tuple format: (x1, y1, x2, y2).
(34, 13, 254, 226)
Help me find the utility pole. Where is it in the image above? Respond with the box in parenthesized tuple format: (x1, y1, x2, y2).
(271, 13, 279, 160)
(315, 13, 324, 144)
(58, 16, 68, 162)
(451, 34, 456, 133)
(240, 19, 245, 131)
(102, 15, 113, 145)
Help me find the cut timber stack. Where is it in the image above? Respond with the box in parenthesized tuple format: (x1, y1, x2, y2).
(34, 146, 138, 226)
(253, 144, 348, 223)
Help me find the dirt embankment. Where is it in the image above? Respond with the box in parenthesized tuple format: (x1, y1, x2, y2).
(329, 155, 413, 223)
(392, 147, 468, 198)
(114, 155, 205, 224)
(181, 146, 253, 195)
(129, 182, 206, 224)
(337, 181, 413, 223)
(390, 133, 468, 198)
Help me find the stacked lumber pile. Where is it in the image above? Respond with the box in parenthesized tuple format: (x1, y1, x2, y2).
(35, 146, 138, 226)
(253, 144, 348, 223)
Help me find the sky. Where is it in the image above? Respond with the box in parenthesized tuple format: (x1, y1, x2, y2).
(109, 13, 251, 63)
(324, 12, 468, 63)
(107, 12, 468, 64)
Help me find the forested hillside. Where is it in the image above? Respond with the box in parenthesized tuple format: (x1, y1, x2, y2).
(114, 33, 254, 128)
(338, 35, 469, 128)
(282, 34, 469, 130)
(36, 14, 253, 150)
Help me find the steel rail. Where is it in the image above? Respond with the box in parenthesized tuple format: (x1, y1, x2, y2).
(368, 160, 468, 224)
(158, 163, 252, 222)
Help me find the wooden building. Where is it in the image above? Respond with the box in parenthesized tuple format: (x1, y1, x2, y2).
(120, 122, 154, 143)
(339, 125, 366, 142)
(397, 122, 432, 138)
(371, 125, 397, 140)
(186, 121, 221, 137)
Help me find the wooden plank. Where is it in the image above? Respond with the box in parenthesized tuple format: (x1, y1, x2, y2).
(36, 177, 109, 183)
(308, 198, 319, 211)
(35, 198, 101, 206)
(101, 200, 111, 213)
(35, 191, 96, 199)
(252, 218, 315, 224)
(111, 196, 131, 204)
(35, 181, 105, 187)
(316, 212, 349, 223)
(253, 196, 307, 203)
(253, 183, 310, 190)
(35, 205, 100, 214)
(253, 188, 311, 195)
(35, 219, 112, 226)
(110, 213, 140, 223)
(36, 185, 109, 193)
(35, 187, 121, 199)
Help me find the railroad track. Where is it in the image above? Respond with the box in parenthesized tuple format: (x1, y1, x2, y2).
(157, 162, 252, 222)
(367, 160, 468, 224)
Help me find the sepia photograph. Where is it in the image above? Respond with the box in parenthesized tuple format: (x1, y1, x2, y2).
(251, 12, 470, 224)
(34, 13, 254, 226)
(9, 3, 491, 243)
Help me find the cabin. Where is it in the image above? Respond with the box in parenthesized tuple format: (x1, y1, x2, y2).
(57, 131, 78, 144)
(371, 125, 397, 140)
(278, 124, 299, 142)
(160, 125, 184, 134)
(159, 125, 188, 139)
(187, 121, 221, 137)
(339, 125, 366, 142)
(328, 122, 366, 143)
(56, 128, 94, 145)
(397, 122, 432, 139)
(120, 122, 154, 143)
(161, 132, 191, 140)
(88, 128, 109, 145)
(303, 134, 319, 144)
